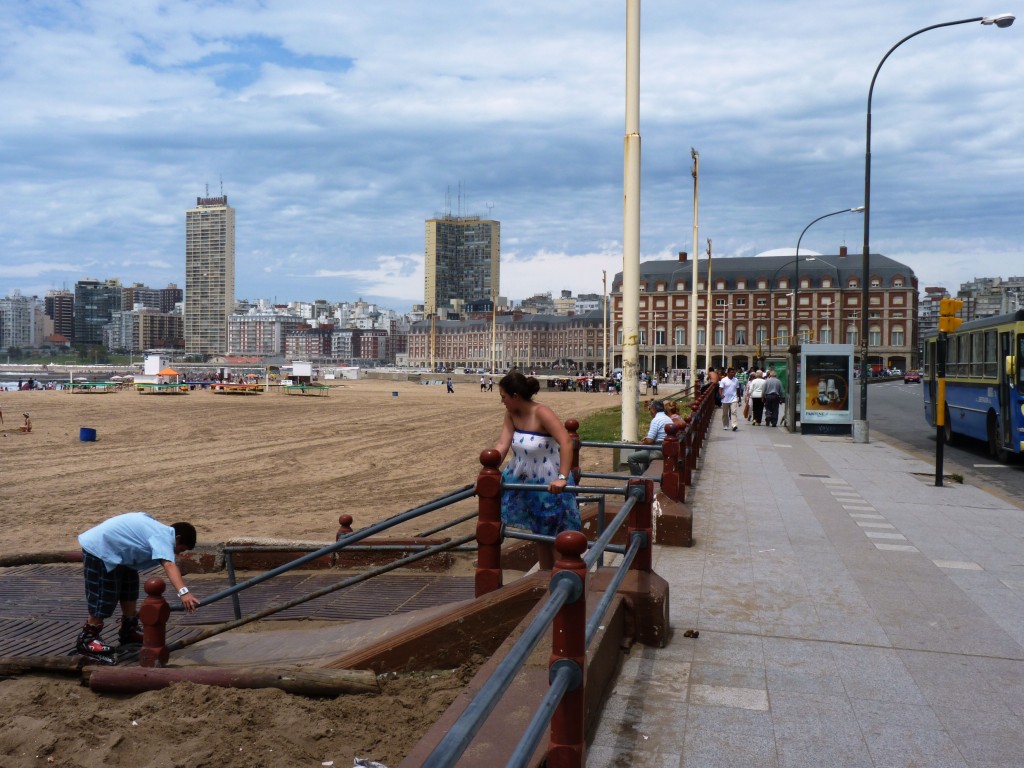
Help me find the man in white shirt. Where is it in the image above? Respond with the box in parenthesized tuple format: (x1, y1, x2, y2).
(719, 367, 740, 431)
(627, 400, 673, 475)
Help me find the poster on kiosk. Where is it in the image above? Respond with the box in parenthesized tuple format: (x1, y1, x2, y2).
(800, 344, 854, 435)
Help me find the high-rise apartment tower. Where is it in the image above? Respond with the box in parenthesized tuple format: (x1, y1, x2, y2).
(185, 195, 235, 359)
(424, 215, 500, 315)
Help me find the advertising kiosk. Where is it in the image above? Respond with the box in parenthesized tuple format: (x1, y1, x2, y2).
(799, 344, 855, 435)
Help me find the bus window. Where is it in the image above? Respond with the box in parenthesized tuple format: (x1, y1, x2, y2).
(947, 335, 957, 374)
(923, 342, 930, 376)
(984, 330, 998, 378)
(1018, 335, 1024, 390)
(957, 334, 970, 377)
(971, 333, 985, 377)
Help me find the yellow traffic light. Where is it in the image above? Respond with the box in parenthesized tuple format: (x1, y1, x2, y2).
(938, 297, 964, 334)
(938, 316, 963, 333)
(939, 297, 964, 316)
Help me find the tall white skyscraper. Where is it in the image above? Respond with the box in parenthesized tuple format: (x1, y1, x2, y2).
(185, 195, 235, 358)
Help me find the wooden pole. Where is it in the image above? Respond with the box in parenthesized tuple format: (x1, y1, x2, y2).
(546, 531, 588, 768)
(475, 449, 504, 597)
(87, 665, 379, 697)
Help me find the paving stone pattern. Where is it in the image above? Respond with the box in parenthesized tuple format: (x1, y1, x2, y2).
(589, 426, 1024, 768)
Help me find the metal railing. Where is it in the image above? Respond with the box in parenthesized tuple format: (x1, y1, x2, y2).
(136, 385, 721, 767)
(424, 480, 651, 768)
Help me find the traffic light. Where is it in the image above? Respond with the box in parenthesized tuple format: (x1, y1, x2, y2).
(938, 298, 964, 333)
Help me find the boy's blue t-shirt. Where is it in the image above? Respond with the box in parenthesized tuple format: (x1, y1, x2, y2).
(78, 512, 176, 572)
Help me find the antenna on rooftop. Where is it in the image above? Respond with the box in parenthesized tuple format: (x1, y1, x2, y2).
(486, 201, 494, 218)
(219, 176, 223, 196)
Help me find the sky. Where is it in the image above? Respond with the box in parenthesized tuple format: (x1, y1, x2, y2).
(1, 1, 1022, 312)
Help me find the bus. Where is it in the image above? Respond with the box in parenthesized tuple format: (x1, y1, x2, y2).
(922, 308, 1024, 462)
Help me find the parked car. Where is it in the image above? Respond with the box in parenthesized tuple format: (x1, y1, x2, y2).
(904, 370, 921, 383)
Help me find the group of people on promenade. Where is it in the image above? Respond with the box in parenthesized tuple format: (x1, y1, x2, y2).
(702, 366, 785, 430)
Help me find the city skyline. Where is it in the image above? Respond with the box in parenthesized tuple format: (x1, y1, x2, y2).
(2, 1, 1022, 310)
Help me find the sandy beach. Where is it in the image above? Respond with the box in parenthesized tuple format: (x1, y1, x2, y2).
(0, 377, 620, 553)
(0, 376, 621, 767)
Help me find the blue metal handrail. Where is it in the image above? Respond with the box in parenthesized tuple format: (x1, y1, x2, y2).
(176, 484, 476, 611)
(509, 531, 645, 767)
(421, 479, 651, 767)
(422, 575, 579, 768)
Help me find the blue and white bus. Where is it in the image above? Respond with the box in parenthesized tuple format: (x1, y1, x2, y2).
(922, 308, 1024, 462)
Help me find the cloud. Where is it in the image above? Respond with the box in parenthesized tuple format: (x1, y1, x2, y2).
(0, 0, 1021, 310)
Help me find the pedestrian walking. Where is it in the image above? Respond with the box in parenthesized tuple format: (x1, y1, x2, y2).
(719, 368, 740, 431)
(763, 370, 785, 427)
(746, 371, 766, 425)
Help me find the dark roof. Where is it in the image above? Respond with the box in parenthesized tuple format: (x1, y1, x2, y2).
(411, 310, 604, 331)
(612, 253, 915, 291)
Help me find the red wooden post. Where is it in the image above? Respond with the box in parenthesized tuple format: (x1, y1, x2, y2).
(475, 448, 504, 597)
(681, 417, 695, 482)
(627, 478, 654, 572)
(336, 514, 354, 541)
(138, 577, 170, 668)
(687, 398, 703, 457)
(547, 530, 588, 768)
(660, 423, 683, 502)
(565, 419, 581, 483)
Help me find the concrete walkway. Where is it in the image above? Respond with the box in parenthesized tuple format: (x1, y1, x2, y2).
(589, 422, 1024, 767)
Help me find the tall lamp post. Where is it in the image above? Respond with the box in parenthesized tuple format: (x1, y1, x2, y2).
(768, 253, 848, 356)
(858, 14, 1014, 438)
(795, 207, 864, 342)
(768, 257, 805, 359)
(712, 316, 727, 368)
(667, 264, 688, 373)
(808, 258, 843, 343)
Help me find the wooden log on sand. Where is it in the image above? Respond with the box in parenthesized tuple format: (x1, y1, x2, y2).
(0, 655, 94, 678)
(87, 665, 380, 698)
(0, 551, 82, 567)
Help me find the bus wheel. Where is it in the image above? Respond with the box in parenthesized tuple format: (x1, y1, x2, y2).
(987, 412, 1009, 463)
(943, 406, 958, 446)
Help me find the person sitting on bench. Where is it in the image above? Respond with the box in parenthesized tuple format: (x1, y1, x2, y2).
(627, 400, 672, 476)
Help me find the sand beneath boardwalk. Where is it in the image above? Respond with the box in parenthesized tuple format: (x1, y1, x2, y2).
(0, 376, 624, 767)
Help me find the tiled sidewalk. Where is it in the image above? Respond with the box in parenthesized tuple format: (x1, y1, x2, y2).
(589, 425, 1024, 767)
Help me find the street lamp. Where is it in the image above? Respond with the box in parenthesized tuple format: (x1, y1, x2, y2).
(649, 311, 666, 375)
(712, 316, 727, 368)
(859, 14, 1014, 433)
(768, 256, 824, 356)
(810, 258, 843, 343)
(795, 207, 864, 342)
(667, 264, 689, 372)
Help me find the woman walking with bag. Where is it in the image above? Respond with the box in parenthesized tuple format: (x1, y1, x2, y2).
(746, 371, 766, 425)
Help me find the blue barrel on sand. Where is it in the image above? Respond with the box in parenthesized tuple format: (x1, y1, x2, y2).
(80, 427, 97, 442)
